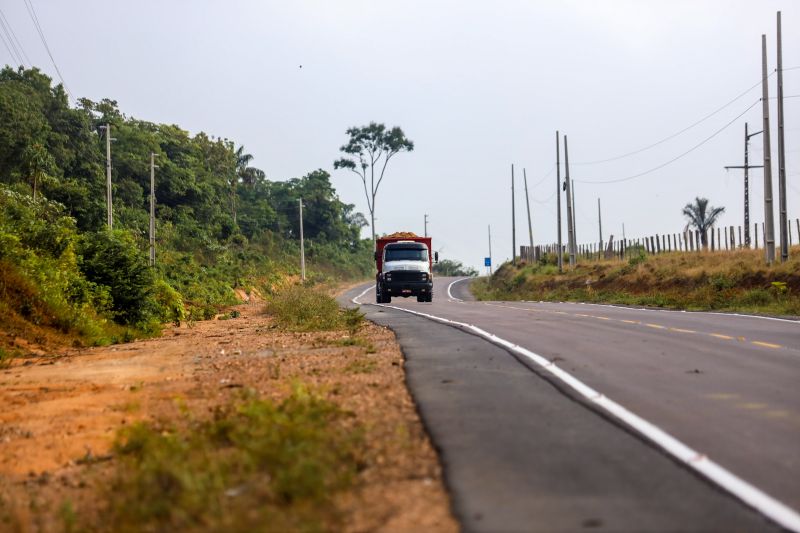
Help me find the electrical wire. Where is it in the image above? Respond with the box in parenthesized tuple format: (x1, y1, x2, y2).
(0, 7, 30, 65)
(574, 72, 774, 166)
(530, 164, 556, 189)
(0, 12, 23, 66)
(23, 0, 71, 98)
(575, 99, 761, 185)
(0, 24, 18, 67)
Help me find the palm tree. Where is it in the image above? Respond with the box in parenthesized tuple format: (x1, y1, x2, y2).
(683, 197, 725, 250)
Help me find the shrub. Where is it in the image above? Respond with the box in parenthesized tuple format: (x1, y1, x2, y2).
(265, 285, 343, 331)
(78, 230, 157, 326)
(104, 386, 361, 531)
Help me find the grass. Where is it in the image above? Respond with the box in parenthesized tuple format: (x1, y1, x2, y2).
(474, 246, 800, 316)
(93, 384, 363, 532)
(264, 285, 365, 332)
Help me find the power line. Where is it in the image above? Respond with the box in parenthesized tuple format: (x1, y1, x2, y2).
(575, 98, 761, 185)
(0, 23, 18, 67)
(0, 11, 23, 66)
(574, 72, 774, 166)
(0, 7, 31, 65)
(23, 0, 71, 98)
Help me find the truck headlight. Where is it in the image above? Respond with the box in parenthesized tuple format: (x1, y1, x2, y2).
(385, 273, 392, 281)
(421, 273, 428, 281)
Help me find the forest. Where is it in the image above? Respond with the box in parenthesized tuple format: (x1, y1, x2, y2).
(0, 66, 372, 352)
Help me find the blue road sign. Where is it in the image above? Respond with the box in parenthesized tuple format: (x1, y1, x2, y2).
(484, 257, 491, 267)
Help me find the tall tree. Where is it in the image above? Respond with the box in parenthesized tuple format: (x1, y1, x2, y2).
(683, 197, 725, 250)
(22, 143, 55, 201)
(333, 122, 413, 244)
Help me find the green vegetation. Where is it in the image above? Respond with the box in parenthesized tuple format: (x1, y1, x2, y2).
(474, 247, 800, 316)
(0, 66, 373, 351)
(100, 385, 362, 532)
(265, 285, 365, 332)
(683, 197, 725, 249)
(433, 258, 478, 277)
(333, 122, 414, 243)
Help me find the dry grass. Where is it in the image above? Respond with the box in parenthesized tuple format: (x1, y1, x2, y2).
(474, 246, 800, 316)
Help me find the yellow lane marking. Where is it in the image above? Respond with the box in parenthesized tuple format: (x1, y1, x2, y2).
(710, 333, 734, 340)
(752, 341, 782, 349)
(646, 323, 665, 329)
(620, 319, 639, 324)
(593, 316, 611, 320)
(574, 313, 591, 318)
(766, 410, 791, 419)
(669, 327, 696, 334)
(738, 402, 768, 410)
(707, 393, 739, 400)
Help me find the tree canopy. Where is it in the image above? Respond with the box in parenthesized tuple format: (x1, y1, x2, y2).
(683, 197, 725, 249)
(333, 122, 413, 243)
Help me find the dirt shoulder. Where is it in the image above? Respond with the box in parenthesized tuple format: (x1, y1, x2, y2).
(0, 301, 456, 532)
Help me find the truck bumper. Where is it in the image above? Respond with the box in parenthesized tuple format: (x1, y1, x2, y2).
(383, 281, 433, 297)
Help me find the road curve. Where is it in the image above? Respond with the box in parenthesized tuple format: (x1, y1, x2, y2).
(339, 277, 800, 532)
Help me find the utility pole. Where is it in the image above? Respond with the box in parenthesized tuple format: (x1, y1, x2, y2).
(99, 123, 114, 229)
(523, 168, 534, 259)
(149, 153, 158, 266)
(424, 213, 429, 237)
(598, 198, 603, 255)
(299, 198, 306, 281)
(777, 11, 789, 261)
(511, 164, 516, 266)
(488, 224, 493, 275)
(556, 131, 563, 273)
(725, 122, 763, 248)
(564, 136, 576, 266)
(761, 34, 776, 264)
(572, 178, 577, 249)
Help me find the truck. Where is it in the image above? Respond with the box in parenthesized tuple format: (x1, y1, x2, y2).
(375, 233, 438, 303)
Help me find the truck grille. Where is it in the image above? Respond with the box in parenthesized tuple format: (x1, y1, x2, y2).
(389, 271, 425, 282)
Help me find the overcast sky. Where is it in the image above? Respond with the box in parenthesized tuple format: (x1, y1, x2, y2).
(2, 0, 799, 270)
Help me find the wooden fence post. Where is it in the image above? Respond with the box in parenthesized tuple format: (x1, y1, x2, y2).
(729, 226, 735, 250)
(755, 223, 759, 249)
(738, 226, 742, 248)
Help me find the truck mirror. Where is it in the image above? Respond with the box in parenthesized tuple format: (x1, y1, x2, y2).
(374, 251, 378, 261)
(434, 251, 439, 263)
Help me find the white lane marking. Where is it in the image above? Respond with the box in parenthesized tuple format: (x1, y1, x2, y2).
(447, 277, 469, 302)
(353, 291, 800, 532)
(525, 300, 800, 325)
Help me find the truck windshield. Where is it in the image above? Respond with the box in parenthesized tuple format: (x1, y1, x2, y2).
(385, 248, 428, 262)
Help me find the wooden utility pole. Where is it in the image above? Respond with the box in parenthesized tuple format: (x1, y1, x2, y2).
(149, 152, 158, 266)
(725, 122, 763, 248)
(761, 34, 776, 264)
(511, 164, 517, 266)
(424, 213, 429, 237)
(299, 199, 306, 281)
(564, 136, 576, 266)
(597, 198, 603, 256)
(523, 168, 534, 259)
(556, 132, 563, 273)
(777, 11, 789, 261)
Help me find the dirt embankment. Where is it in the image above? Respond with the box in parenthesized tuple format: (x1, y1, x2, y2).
(0, 302, 456, 532)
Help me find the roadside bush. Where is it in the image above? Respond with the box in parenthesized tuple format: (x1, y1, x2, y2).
(104, 385, 361, 531)
(265, 285, 345, 331)
(152, 279, 186, 326)
(78, 230, 157, 326)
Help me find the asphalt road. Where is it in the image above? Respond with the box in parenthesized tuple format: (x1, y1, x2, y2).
(339, 277, 800, 532)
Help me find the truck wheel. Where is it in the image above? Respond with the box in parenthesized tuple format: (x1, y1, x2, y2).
(426, 293, 433, 302)
(375, 285, 383, 303)
(384, 294, 391, 303)
(416, 295, 425, 303)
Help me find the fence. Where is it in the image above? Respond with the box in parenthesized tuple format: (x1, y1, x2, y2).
(519, 217, 800, 263)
